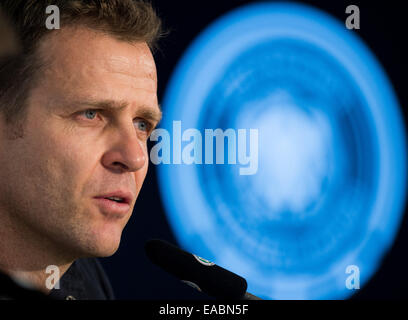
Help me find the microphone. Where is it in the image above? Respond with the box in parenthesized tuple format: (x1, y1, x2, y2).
(144, 239, 262, 300)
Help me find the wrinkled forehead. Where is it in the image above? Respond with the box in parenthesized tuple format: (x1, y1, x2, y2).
(36, 25, 157, 85)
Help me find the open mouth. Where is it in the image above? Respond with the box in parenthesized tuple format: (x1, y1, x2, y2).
(93, 191, 132, 210)
(93, 195, 131, 216)
(104, 196, 125, 203)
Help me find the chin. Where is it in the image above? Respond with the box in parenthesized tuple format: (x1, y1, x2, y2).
(94, 243, 120, 257)
(84, 223, 124, 257)
(86, 237, 121, 258)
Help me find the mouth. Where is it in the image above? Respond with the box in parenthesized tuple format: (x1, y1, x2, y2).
(95, 191, 132, 204)
(93, 191, 133, 216)
(103, 196, 127, 203)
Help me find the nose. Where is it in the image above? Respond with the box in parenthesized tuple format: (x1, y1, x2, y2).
(101, 125, 147, 173)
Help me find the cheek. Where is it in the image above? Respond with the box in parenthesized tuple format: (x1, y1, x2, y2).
(45, 132, 100, 196)
(0, 134, 85, 217)
(66, 142, 101, 181)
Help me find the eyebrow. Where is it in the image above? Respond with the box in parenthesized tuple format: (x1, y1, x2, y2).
(75, 99, 163, 123)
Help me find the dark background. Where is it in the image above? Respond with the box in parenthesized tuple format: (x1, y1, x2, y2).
(100, 0, 408, 299)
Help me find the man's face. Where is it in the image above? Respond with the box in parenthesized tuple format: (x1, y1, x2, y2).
(0, 27, 161, 258)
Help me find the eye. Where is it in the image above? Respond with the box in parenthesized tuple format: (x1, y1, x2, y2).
(83, 109, 98, 120)
(134, 118, 152, 133)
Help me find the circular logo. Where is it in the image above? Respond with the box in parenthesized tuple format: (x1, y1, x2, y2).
(158, 3, 407, 299)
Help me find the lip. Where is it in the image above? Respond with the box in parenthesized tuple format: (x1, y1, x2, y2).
(95, 190, 133, 204)
(93, 190, 133, 216)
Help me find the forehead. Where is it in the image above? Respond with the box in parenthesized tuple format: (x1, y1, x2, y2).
(35, 26, 157, 101)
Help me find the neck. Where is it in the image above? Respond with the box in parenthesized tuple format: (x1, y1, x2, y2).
(0, 209, 75, 294)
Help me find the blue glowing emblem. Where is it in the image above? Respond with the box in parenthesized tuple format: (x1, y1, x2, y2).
(158, 3, 407, 299)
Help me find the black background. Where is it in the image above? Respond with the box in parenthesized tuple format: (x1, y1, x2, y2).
(100, 0, 408, 299)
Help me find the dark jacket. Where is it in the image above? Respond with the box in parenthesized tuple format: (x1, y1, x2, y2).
(0, 258, 114, 300)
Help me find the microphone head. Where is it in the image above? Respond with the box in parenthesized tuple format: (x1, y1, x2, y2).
(145, 239, 247, 299)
